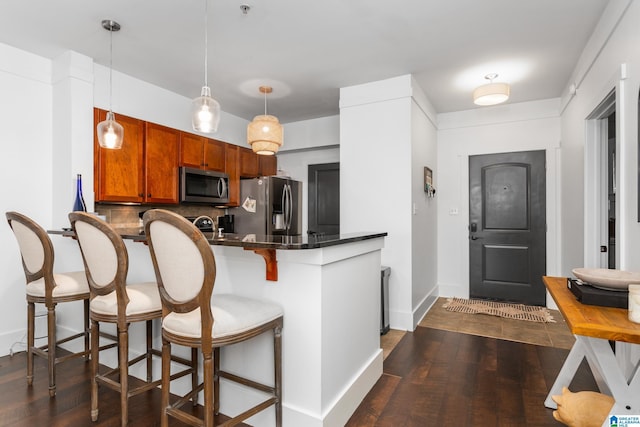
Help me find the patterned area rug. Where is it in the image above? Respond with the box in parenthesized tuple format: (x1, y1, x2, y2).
(443, 297, 555, 323)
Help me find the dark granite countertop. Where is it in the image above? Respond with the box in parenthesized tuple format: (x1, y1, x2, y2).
(50, 228, 387, 250)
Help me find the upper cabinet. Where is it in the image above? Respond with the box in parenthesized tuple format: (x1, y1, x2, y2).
(94, 108, 179, 204)
(238, 146, 260, 177)
(180, 133, 225, 172)
(94, 109, 145, 203)
(259, 154, 278, 177)
(94, 108, 275, 206)
(144, 122, 180, 204)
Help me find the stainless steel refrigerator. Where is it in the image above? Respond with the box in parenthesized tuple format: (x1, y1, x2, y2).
(234, 176, 302, 236)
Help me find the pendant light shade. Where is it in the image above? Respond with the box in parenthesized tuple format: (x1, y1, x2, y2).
(247, 86, 283, 156)
(192, 0, 220, 133)
(192, 86, 221, 133)
(473, 73, 510, 106)
(97, 20, 124, 149)
(97, 111, 124, 149)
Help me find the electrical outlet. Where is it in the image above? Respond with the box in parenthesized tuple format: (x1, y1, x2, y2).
(449, 208, 459, 215)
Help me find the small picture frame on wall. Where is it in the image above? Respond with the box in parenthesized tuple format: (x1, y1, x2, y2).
(424, 167, 435, 197)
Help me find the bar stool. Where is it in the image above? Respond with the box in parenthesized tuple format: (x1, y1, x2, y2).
(6, 211, 91, 397)
(143, 209, 284, 427)
(69, 212, 196, 427)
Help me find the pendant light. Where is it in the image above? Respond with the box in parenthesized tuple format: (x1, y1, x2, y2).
(96, 20, 124, 150)
(473, 73, 510, 106)
(191, 0, 221, 133)
(247, 86, 283, 155)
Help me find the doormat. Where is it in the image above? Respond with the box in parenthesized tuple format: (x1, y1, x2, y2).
(443, 298, 555, 323)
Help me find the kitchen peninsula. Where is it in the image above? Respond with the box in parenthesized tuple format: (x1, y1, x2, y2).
(51, 227, 387, 427)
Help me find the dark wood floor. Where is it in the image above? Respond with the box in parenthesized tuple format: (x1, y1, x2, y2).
(0, 326, 596, 426)
(0, 349, 242, 426)
(347, 326, 597, 427)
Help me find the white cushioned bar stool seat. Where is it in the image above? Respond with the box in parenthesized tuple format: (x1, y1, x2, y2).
(6, 211, 91, 398)
(163, 294, 283, 339)
(90, 282, 160, 317)
(25, 271, 90, 298)
(144, 209, 284, 427)
(69, 212, 196, 427)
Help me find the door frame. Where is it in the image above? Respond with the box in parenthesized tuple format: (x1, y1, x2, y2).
(585, 89, 618, 269)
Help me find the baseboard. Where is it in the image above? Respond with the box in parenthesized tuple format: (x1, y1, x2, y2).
(322, 349, 383, 426)
(217, 349, 384, 427)
(413, 288, 439, 329)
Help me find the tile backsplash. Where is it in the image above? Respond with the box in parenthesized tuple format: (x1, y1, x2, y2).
(95, 204, 226, 228)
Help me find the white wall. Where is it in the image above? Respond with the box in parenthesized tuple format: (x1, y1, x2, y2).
(0, 44, 54, 355)
(559, 0, 640, 274)
(410, 82, 439, 326)
(436, 99, 562, 301)
(340, 75, 438, 330)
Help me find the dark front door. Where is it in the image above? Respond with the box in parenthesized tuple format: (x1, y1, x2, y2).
(308, 162, 340, 236)
(469, 150, 546, 306)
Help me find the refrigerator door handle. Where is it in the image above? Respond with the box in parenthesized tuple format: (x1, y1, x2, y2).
(281, 184, 287, 231)
(284, 184, 291, 230)
(288, 184, 293, 229)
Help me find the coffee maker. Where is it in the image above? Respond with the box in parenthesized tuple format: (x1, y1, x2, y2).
(217, 214, 235, 234)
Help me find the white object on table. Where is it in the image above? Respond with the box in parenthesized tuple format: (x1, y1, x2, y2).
(629, 284, 640, 324)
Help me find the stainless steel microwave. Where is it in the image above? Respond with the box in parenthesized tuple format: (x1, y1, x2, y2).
(179, 167, 229, 205)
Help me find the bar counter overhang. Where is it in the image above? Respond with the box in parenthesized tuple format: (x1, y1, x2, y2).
(50, 228, 387, 427)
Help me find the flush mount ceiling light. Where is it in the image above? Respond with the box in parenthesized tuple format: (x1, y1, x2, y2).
(473, 73, 510, 106)
(96, 20, 124, 149)
(191, 0, 221, 133)
(247, 86, 283, 156)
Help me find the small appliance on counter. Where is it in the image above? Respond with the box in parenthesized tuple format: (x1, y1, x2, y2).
(217, 214, 234, 233)
(185, 215, 215, 232)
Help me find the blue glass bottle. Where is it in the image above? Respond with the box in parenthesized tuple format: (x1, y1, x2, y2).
(73, 174, 87, 212)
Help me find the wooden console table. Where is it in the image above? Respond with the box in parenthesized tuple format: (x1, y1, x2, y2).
(543, 276, 640, 423)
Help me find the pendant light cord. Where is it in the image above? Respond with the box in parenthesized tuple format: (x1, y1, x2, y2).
(264, 89, 267, 115)
(204, 0, 208, 88)
(108, 23, 114, 114)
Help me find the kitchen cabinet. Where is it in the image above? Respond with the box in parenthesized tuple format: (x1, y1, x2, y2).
(94, 109, 145, 203)
(94, 108, 179, 204)
(144, 122, 179, 204)
(239, 146, 260, 177)
(259, 154, 278, 176)
(225, 144, 240, 207)
(180, 133, 225, 172)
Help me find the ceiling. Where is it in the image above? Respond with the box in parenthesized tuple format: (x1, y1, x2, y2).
(0, 0, 609, 124)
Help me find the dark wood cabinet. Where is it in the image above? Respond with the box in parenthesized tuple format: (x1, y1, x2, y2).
(239, 146, 260, 177)
(94, 109, 274, 207)
(259, 154, 278, 176)
(94, 108, 179, 204)
(94, 109, 145, 203)
(144, 122, 179, 204)
(180, 133, 225, 172)
(225, 145, 241, 207)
